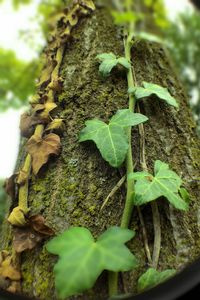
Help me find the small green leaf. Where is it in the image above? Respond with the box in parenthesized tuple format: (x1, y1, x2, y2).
(138, 268, 176, 292)
(129, 160, 189, 210)
(46, 226, 137, 299)
(129, 81, 179, 108)
(79, 109, 148, 167)
(117, 57, 131, 70)
(96, 53, 131, 77)
(111, 11, 144, 25)
(135, 31, 164, 44)
(96, 53, 116, 61)
(110, 109, 148, 127)
(179, 187, 190, 204)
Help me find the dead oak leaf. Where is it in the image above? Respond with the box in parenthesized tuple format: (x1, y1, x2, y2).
(13, 227, 44, 253)
(29, 215, 55, 236)
(26, 133, 61, 175)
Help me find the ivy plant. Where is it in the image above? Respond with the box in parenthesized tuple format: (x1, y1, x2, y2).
(96, 53, 131, 77)
(46, 226, 137, 299)
(129, 81, 179, 108)
(44, 1, 191, 299)
(79, 109, 148, 167)
(137, 268, 176, 292)
(129, 160, 189, 210)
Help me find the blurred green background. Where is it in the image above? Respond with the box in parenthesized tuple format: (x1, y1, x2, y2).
(0, 0, 199, 225)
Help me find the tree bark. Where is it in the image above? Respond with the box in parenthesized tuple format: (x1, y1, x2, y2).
(1, 1, 200, 300)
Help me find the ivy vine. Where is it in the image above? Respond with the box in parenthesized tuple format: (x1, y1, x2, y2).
(0, 0, 190, 299)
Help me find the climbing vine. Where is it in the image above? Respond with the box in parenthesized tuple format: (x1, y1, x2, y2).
(1, 0, 190, 299)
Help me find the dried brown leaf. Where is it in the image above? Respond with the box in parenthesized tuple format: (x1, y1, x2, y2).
(37, 59, 57, 88)
(48, 77, 64, 92)
(20, 112, 42, 138)
(0, 256, 21, 281)
(13, 227, 44, 253)
(26, 133, 61, 175)
(4, 174, 17, 199)
(33, 102, 57, 121)
(29, 215, 54, 236)
(6, 281, 21, 293)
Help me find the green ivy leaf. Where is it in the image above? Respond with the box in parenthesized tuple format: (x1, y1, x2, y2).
(79, 109, 148, 167)
(129, 160, 189, 210)
(46, 226, 137, 299)
(111, 11, 144, 25)
(138, 268, 176, 292)
(129, 81, 179, 108)
(135, 31, 164, 44)
(96, 53, 131, 77)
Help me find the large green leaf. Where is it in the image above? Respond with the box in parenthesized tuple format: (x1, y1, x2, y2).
(138, 268, 176, 292)
(129, 160, 189, 210)
(129, 81, 179, 108)
(79, 109, 148, 167)
(96, 53, 131, 77)
(46, 226, 137, 299)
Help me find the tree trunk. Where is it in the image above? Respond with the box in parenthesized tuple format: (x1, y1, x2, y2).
(1, 1, 200, 299)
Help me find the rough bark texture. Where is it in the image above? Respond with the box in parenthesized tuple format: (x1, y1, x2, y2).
(1, 2, 200, 300)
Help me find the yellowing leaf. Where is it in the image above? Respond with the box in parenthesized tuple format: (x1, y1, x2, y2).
(7, 206, 27, 227)
(16, 170, 29, 186)
(37, 59, 57, 88)
(45, 119, 65, 132)
(0, 254, 21, 281)
(33, 103, 57, 121)
(26, 133, 61, 175)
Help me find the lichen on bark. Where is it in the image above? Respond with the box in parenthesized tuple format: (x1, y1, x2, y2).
(0, 1, 200, 300)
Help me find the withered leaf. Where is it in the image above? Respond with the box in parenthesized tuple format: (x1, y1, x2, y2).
(0, 255, 21, 281)
(45, 119, 64, 133)
(33, 102, 57, 121)
(48, 77, 64, 92)
(29, 94, 41, 105)
(7, 207, 27, 227)
(13, 227, 44, 253)
(37, 59, 57, 89)
(20, 112, 42, 138)
(26, 133, 61, 175)
(4, 174, 17, 199)
(29, 215, 55, 236)
(16, 170, 28, 186)
(6, 281, 21, 293)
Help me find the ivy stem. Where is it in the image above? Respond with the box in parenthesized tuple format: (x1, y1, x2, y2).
(18, 154, 32, 212)
(108, 6, 136, 297)
(137, 103, 161, 269)
(120, 33, 136, 229)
